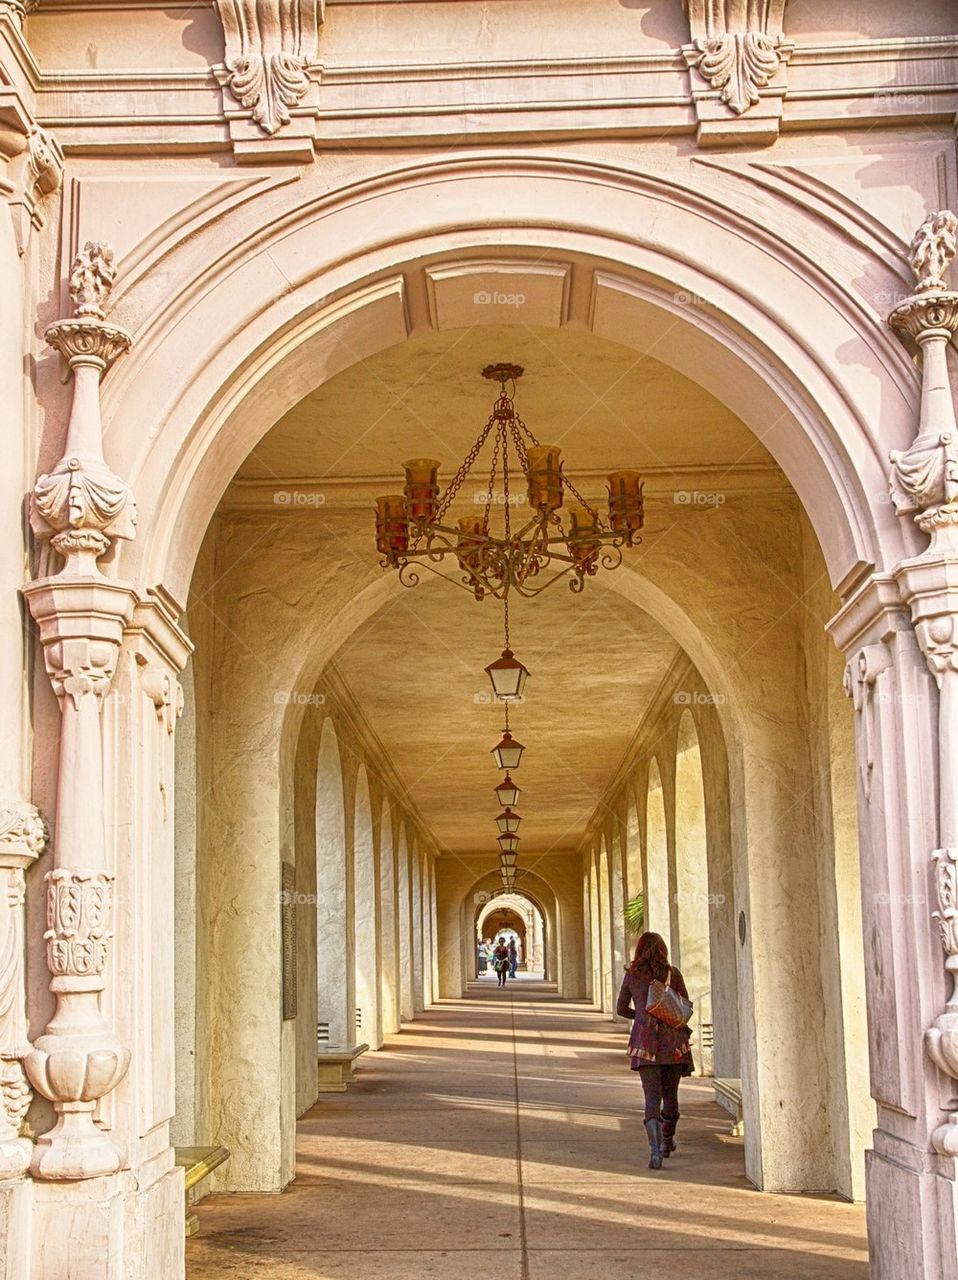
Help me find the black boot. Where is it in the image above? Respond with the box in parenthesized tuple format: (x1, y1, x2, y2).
(645, 1118, 664, 1170)
(662, 1116, 678, 1158)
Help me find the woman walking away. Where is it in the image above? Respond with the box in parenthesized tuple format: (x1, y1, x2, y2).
(617, 931, 694, 1170)
(493, 937, 511, 988)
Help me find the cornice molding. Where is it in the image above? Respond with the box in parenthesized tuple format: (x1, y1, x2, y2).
(219, 464, 795, 514)
(30, 35, 958, 152)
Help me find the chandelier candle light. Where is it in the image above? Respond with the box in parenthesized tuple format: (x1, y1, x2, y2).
(374, 364, 644, 601)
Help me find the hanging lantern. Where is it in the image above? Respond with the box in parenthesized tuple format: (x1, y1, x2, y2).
(492, 730, 525, 771)
(495, 808, 521, 834)
(484, 648, 529, 703)
(498, 831, 520, 854)
(375, 495, 409, 565)
(526, 444, 564, 511)
(403, 458, 440, 522)
(495, 776, 521, 808)
(607, 471, 645, 539)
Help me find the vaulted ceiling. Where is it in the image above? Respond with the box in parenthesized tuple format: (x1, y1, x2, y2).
(230, 324, 785, 857)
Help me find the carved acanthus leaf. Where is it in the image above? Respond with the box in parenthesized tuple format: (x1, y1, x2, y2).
(214, 0, 321, 136)
(683, 0, 790, 116)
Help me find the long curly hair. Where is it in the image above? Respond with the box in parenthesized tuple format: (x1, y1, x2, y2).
(629, 931, 670, 982)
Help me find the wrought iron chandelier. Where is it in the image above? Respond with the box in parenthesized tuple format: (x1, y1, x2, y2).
(375, 363, 645, 601)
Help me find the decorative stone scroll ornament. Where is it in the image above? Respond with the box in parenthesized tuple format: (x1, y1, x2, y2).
(681, 0, 794, 146)
(213, 0, 321, 136)
(888, 211, 958, 1152)
(0, 59, 63, 252)
(23, 240, 137, 1180)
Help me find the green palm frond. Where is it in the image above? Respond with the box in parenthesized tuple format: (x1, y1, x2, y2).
(624, 892, 645, 935)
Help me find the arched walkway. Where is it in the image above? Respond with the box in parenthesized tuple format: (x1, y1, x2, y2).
(186, 989, 868, 1278)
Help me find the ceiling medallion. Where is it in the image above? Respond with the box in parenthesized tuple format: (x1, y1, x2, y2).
(375, 364, 645, 601)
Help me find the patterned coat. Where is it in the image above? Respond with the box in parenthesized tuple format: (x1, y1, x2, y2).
(616, 966, 694, 1074)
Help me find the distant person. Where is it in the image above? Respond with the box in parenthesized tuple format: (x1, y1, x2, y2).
(478, 941, 488, 974)
(492, 937, 510, 988)
(617, 931, 693, 1170)
(508, 937, 518, 978)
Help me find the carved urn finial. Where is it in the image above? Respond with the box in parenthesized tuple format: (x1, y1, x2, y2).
(67, 240, 117, 320)
(887, 211, 958, 551)
(31, 241, 136, 574)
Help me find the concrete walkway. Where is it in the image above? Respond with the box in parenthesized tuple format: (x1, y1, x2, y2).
(186, 983, 868, 1279)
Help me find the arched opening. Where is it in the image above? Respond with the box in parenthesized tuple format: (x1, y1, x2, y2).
(645, 761, 670, 945)
(131, 185, 909, 1266)
(379, 804, 399, 1035)
(316, 721, 350, 1050)
(353, 766, 380, 1047)
(673, 710, 713, 1075)
(476, 892, 546, 980)
(397, 826, 413, 1023)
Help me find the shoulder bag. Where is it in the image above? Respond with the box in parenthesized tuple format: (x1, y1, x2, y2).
(646, 967, 693, 1029)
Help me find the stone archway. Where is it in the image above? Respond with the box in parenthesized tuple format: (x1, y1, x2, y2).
(33, 162, 956, 1278)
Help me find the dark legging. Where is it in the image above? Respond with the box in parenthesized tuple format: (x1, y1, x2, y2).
(637, 1064, 682, 1123)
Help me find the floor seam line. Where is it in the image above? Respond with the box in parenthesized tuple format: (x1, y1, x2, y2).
(510, 992, 531, 1280)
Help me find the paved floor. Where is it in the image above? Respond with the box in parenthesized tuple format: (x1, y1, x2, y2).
(186, 981, 869, 1279)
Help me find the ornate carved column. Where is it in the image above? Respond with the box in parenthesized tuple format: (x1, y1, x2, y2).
(0, 0, 58, 1184)
(681, 0, 794, 147)
(887, 211, 958, 1154)
(23, 241, 138, 1180)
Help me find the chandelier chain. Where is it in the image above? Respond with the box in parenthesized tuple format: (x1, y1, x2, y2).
(502, 422, 511, 541)
(434, 414, 496, 525)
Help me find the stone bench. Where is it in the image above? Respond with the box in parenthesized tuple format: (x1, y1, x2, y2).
(174, 1145, 231, 1237)
(317, 1043, 370, 1093)
(713, 1078, 745, 1136)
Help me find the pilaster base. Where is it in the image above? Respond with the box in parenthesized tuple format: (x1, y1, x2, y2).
(0, 1179, 31, 1280)
(867, 1145, 958, 1280)
(31, 1165, 184, 1280)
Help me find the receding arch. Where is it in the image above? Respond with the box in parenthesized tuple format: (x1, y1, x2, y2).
(353, 766, 380, 1048)
(645, 760, 670, 944)
(396, 825, 413, 1022)
(379, 802, 398, 1035)
(674, 711, 713, 1074)
(316, 720, 349, 1047)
